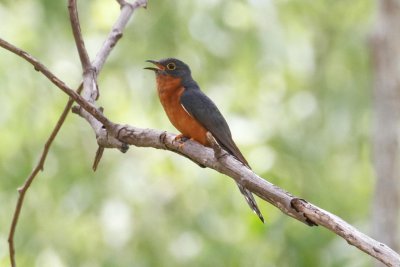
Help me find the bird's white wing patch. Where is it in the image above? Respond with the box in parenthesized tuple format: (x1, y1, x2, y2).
(181, 104, 193, 118)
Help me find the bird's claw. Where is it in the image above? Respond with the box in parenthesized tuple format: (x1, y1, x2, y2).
(173, 134, 190, 149)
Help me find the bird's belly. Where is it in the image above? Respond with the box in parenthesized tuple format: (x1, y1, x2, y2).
(158, 86, 208, 146)
(165, 101, 209, 146)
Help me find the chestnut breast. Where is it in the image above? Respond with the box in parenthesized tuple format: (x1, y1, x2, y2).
(156, 74, 209, 145)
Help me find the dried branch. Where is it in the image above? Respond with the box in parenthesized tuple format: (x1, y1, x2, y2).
(0, 38, 110, 127)
(73, 0, 149, 149)
(68, 0, 98, 100)
(3, 1, 148, 266)
(85, 120, 400, 267)
(120, 126, 400, 267)
(68, 0, 105, 167)
(92, 146, 105, 171)
(93, 0, 148, 73)
(68, 0, 91, 71)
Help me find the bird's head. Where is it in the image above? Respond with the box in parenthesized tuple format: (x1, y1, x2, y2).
(145, 58, 192, 79)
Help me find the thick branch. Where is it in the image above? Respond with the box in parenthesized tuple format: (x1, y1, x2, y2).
(113, 124, 400, 267)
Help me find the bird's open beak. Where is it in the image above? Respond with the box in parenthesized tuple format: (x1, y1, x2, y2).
(144, 60, 164, 71)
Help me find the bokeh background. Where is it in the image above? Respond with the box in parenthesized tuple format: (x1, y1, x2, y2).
(0, 0, 378, 266)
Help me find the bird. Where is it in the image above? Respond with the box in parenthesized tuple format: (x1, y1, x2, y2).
(145, 58, 264, 223)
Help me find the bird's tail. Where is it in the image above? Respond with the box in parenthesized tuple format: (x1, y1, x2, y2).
(236, 182, 264, 223)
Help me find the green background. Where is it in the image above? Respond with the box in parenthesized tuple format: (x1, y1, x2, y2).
(0, 0, 375, 266)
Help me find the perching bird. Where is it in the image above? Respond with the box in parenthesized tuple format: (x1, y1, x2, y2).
(145, 58, 264, 223)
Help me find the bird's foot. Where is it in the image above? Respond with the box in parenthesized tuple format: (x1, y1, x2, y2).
(173, 134, 190, 149)
(206, 132, 229, 161)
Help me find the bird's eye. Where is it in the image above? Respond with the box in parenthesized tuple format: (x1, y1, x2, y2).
(166, 63, 176, 70)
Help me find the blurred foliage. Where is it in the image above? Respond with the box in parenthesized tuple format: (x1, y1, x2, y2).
(0, 0, 376, 266)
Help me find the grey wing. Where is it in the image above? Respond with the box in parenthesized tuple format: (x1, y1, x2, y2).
(180, 88, 264, 222)
(180, 88, 249, 167)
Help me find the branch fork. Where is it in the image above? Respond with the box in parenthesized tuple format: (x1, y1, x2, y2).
(3, 0, 148, 266)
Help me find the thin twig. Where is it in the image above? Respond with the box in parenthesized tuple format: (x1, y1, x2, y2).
(0, 38, 111, 128)
(68, 0, 99, 102)
(7, 83, 83, 267)
(92, 0, 148, 72)
(0, 38, 91, 267)
(70, 0, 150, 151)
(69, 0, 105, 167)
(4, 1, 148, 266)
(68, 0, 91, 70)
(92, 146, 105, 171)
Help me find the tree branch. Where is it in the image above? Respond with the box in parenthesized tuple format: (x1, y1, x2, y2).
(91, 121, 400, 266)
(68, 0, 99, 101)
(3, 0, 148, 266)
(110, 126, 400, 267)
(72, 0, 148, 150)
(93, 0, 148, 73)
(0, 38, 111, 128)
(68, 0, 91, 71)
(69, 0, 105, 167)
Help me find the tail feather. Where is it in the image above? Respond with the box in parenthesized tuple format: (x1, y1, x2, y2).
(214, 134, 264, 222)
(236, 182, 264, 223)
